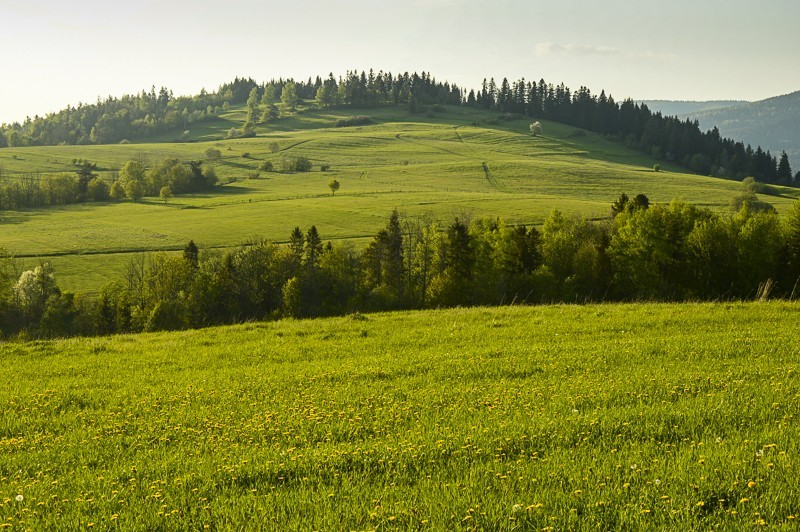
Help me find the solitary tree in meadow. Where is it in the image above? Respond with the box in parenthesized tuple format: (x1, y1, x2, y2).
(328, 179, 340, 196)
(530, 121, 543, 136)
(204, 148, 222, 161)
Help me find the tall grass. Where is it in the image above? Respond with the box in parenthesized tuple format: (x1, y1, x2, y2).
(1, 302, 798, 529)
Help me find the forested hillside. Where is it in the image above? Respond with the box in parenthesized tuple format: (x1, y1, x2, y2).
(0, 71, 794, 186)
(686, 91, 800, 170)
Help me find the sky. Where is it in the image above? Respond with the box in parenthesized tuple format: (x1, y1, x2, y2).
(1, 0, 799, 124)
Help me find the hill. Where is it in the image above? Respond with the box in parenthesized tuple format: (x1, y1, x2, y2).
(687, 91, 800, 166)
(2, 302, 798, 529)
(644, 92, 800, 166)
(639, 100, 748, 117)
(4, 104, 797, 294)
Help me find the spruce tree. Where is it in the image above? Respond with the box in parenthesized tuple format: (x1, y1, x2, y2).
(777, 151, 793, 185)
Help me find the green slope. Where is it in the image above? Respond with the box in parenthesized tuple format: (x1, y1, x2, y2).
(2, 105, 797, 292)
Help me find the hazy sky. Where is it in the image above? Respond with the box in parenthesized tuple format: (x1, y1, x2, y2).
(1, 0, 798, 124)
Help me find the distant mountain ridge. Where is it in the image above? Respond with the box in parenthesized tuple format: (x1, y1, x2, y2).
(640, 100, 748, 117)
(643, 92, 800, 168)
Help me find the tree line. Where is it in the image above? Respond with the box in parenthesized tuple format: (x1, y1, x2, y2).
(4, 195, 800, 339)
(0, 158, 217, 210)
(0, 87, 222, 147)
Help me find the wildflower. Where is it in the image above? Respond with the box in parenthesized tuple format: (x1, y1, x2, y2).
(15, 495, 23, 502)
(654, 479, 661, 485)
(748, 481, 757, 488)
(512, 504, 523, 513)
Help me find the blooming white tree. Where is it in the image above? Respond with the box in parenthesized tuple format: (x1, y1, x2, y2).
(529, 121, 543, 136)
(14, 264, 59, 319)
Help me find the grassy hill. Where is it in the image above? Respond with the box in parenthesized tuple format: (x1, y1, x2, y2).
(1, 302, 798, 529)
(2, 104, 798, 293)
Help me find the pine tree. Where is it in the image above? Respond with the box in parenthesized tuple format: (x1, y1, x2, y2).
(777, 151, 793, 185)
(183, 240, 199, 267)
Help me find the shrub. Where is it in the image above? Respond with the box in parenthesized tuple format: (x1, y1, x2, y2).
(334, 116, 372, 128)
(320, 164, 331, 172)
(205, 148, 222, 161)
(259, 161, 274, 172)
(281, 155, 313, 173)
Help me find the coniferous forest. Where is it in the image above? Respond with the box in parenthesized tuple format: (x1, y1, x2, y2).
(0, 70, 794, 186)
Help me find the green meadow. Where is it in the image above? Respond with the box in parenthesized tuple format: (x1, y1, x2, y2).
(1, 303, 798, 529)
(3, 105, 797, 293)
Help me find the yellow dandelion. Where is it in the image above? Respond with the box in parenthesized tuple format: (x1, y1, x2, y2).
(748, 481, 757, 488)
(696, 501, 705, 507)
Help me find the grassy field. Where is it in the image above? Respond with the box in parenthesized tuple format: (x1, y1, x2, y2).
(1, 302, 798, 529)
(2, 104, 799, 293)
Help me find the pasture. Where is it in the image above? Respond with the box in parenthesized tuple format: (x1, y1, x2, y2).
(1, 302, 798, 529)
(2, 105, 796, 293)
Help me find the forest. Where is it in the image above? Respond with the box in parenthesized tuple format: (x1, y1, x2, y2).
(3, 192, 800, 339)
(1, 71, 795, 186)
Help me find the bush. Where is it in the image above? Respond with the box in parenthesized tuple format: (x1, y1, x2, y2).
(334, 116, 372, 128)
(204, 148, 222, 161)
(320, 164, 331, 172)
(259, 161, 274, 172)
(87, 177, 110, 202)
(281, 155, 313, 173)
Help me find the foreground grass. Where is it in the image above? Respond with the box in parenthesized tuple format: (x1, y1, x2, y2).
(1, 302, 799, 529)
